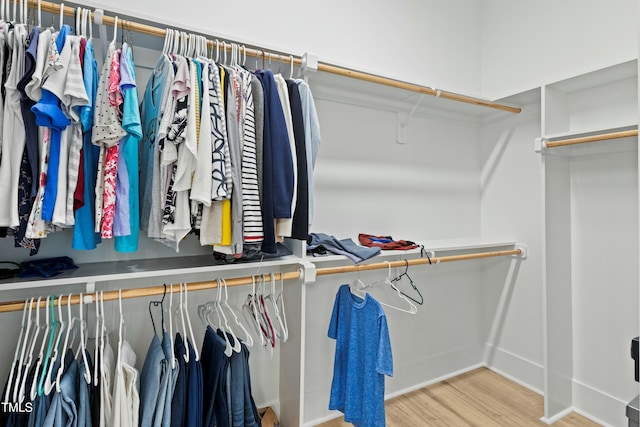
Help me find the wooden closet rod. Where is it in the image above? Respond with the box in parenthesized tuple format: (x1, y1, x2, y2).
(25, 0, 520, 114)
(316, 248, 522, 276)
(546, 129, 639, 148)
(0, 248, 521, 313)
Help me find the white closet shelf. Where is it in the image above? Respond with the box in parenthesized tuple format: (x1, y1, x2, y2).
(0, 254, 301, 291)
(306, 238, 518, 265)
(546, 59, 637, 94)
(540, 124, 638, 157)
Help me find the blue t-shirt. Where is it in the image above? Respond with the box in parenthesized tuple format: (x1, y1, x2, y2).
(72, 40, 101, 250)
(328, 284, 393, 427)
(114, 43, 143, 252)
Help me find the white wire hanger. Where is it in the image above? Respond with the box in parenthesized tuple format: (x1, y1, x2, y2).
(220, 278, 252, 348)
(4, 300, 29, 405)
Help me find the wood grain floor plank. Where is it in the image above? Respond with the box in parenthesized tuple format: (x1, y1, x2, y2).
(316, 368, 601, 426)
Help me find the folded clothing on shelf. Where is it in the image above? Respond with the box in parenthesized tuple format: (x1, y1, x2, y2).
(20, 256, 78, 278)
(358, 233, 419, 251)
(307, 233, 380, 263)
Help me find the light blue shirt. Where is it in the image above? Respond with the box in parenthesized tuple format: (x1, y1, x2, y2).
(114, 43, 142, 252)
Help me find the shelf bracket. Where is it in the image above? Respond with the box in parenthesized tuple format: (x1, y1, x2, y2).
(397, 94, 426, 144)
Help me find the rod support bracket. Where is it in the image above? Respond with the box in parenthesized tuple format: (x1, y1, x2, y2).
(298, 261, 317, 284)
(534, 137, 546, 153)
(514, 244, 528, 259)
(301, 52, 318, 78)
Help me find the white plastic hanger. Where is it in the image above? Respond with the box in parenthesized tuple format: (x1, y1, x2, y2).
(99, 291, 106, 390)
(1, 0, 5, 23)
(243, 276, 266, 348)
(55, 294, 78, 393)
(178, 284, 189, 362)
(182, 283, 200, 361)
(376, 262, 418, 315)
(213, 279, 235, 356)
(221, 278, 253, 347)
(29, 296, 51, 400)
(288, 55, 294, 79)
(263, 273, 285, 343)
(112, 16, 118, 45)
(217, 279, 241, 353)
(168, 284, 176, 369)
(276, 273, 289, 342)
(18, 297, 43, 403)
(12, 298, 35, 403)
(44, 295, 66, 395)
(37, 0, 41, 28)
(59, 2, 64, 29)
(256, 275, 275, 354)
(116, 289, 124, 369)
(75, 6, 81, 36)
(4, 300, 28, 404)
(93, 290, 99, 385)
(77, 293, 91, 384)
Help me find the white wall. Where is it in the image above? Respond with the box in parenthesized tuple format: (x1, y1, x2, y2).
(480, 100, 545, 391)
(480, 0, 638, 100)
(67, 0, 484, 97)
(570, 149, 639, 425)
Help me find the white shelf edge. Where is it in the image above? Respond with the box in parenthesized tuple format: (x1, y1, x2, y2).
(305, 238, 517, 265)
(0, 238, 519, 292)
(0, 254, 302, 292)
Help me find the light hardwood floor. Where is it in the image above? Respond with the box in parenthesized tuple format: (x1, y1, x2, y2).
(317, 368, 602, 426)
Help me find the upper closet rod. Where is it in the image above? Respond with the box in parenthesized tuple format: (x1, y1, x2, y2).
(0, 248, 522, 313)
(545, 128, 639, 148)
(26, 0, 521, 115)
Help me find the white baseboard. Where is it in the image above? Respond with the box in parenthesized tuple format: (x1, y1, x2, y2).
(483, 343, 544, 393)
(303, 363, 485, 427)
(539, 406, 575, 425)
(572, 379, 630, 427)
(384, 363, 486, 400)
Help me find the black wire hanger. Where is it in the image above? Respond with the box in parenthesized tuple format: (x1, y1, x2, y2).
(392, 259, 424, 305)
(149, 284, 167, 337)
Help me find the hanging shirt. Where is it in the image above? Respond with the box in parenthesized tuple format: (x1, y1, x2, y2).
(35, 25, 72, 223)
(295, 79, 321, 226)
(0, 24, 28, 228)
(61, 35, 90, 227)
(273, 73, 298, 240)
(170, 333, 188, 427)
(328, 285, 393, 427)
(114, 43, 142, 252)
(72, 39, 101, 250)
(15, 26, 41, 254)
(239, 69, 263, 244)
(256, 70, 294, 254)
(100, 48, 124, 239)
(111, 339, 139, 427)
(199, 62, 230, 246)
(286, 80, 309, 240)
(92, 42, 127, 236)
(139, 54, 173, 240)
(201, 326, 230, 427)
(139, 334, 165, 426)
(155, 330, 178, 427)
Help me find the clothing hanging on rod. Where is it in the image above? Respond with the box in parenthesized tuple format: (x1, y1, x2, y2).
(0, 5, 322, 259)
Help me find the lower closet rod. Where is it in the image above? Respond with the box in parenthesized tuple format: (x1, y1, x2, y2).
(0, 249, 521, 313)
(25, 0, 521, 114)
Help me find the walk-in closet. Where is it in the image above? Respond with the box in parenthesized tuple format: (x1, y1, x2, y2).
(0, 0, 638, 426)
